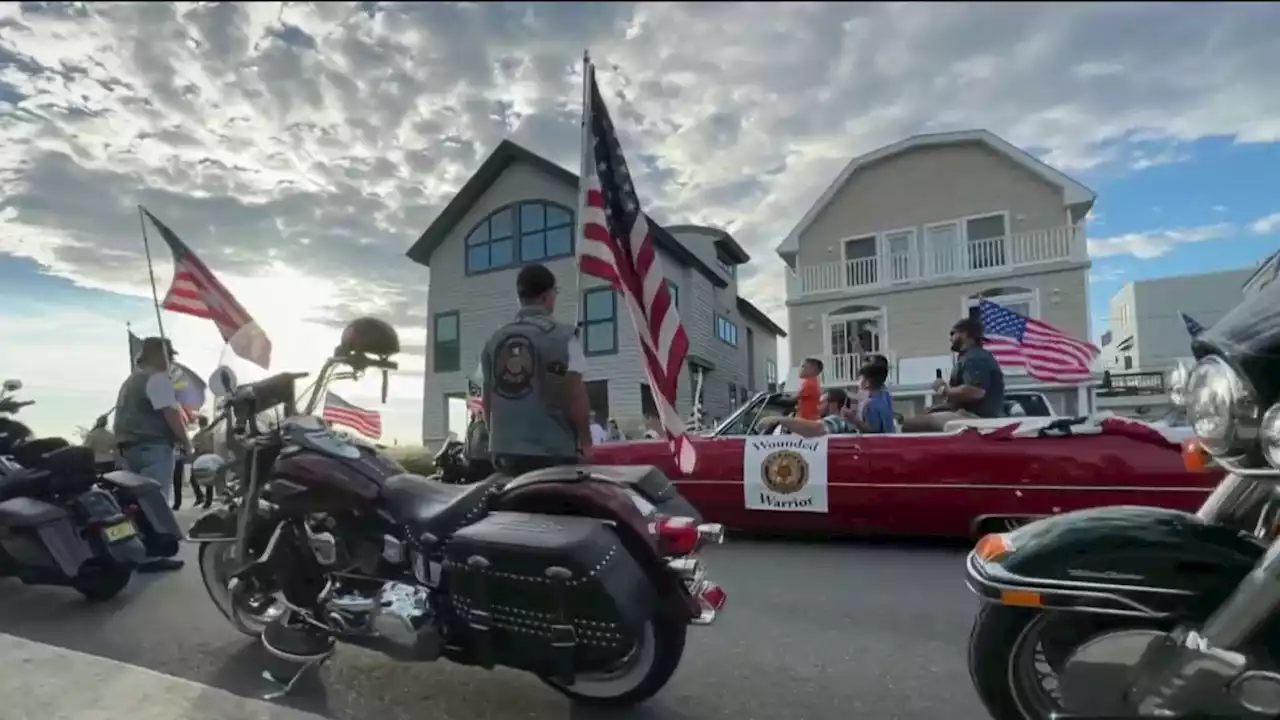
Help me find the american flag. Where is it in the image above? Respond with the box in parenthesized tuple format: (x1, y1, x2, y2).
(1178, 310, 1206, 337)
(466, 373, 484, 415)
(978, 300, 1099, 384)
(577, 58, 696, 474)
(322, 392, 382, 439)
(144, 208, 273, 369)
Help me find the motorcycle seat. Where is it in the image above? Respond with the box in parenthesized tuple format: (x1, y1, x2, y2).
(381, 472, 507, 540)
(0, 467, 52, 503)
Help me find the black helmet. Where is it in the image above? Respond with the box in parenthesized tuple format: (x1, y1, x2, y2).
(337, 317, 400, 359)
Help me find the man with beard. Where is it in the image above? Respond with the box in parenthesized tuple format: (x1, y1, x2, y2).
(902, 317, 1006, 432)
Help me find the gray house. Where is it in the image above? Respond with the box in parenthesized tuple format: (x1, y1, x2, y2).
(407, 140, 785, 444)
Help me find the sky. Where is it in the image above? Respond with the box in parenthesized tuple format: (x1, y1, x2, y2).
(1, 2, 1279, 444)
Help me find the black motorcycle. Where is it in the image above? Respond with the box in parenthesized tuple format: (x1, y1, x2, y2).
(964, 277, 1280, 719)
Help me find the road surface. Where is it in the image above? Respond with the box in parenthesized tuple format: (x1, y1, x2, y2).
(0, 518, 988, 720)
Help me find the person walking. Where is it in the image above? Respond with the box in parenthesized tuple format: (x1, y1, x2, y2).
(112, 336, 189, 572)
(83, 414, 117, 474)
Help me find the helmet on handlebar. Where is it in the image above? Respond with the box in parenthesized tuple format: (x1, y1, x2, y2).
(336, 317, 400, 360)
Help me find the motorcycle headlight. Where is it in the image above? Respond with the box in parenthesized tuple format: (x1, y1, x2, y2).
(1185, 356, 1259, 456)
(1260, 404, 1280, 468)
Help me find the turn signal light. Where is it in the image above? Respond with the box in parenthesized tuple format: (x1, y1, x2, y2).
(1182, 438, 1214, 473)
(974, 533, 1013, 563)
(655, 515, 702, 556)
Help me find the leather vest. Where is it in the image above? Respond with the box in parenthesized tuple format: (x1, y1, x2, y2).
(481, 307, 578, 458)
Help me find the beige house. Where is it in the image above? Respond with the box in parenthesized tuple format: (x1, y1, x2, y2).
(775, 129, 1098, 417)
(407, 140, 785, 444)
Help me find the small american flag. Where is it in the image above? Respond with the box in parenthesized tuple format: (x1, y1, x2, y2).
(322, 392, 382, 439)
(144, 208, 273, 370)
(466, 374, 484, 415)
(978, 300, 1099, 384)
(1178, 310, 1206, 337)
(577, 57, 696, 474)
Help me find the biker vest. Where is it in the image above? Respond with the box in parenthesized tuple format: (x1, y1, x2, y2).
(481, 306, 578, 458)
(112, 369, 175, 446)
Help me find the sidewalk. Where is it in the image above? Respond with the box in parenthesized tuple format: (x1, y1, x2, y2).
(0, 632, 329, 720)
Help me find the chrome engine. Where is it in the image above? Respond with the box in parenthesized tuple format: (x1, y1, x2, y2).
(322, 581, 440, 662)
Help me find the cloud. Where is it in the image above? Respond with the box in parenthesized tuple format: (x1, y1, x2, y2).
(1088, 223, 1233, 259)
(0, 2, 1279, 345)
(1250, 213, 1280, 236)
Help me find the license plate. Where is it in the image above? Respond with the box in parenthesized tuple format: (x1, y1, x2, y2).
(104, 521, 137, 542)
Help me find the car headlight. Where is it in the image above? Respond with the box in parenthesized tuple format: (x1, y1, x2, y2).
(1185, 356, 1259, 456)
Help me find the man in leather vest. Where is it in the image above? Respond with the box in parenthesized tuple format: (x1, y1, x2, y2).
(113, 336, 189, 571)
(481, 263, 592, 477)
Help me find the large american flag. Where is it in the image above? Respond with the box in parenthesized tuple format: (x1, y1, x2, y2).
(978, 300, 1099, 384)
(322, 392, 382, 439)
(577, 59, 696, 474)
(144, 208, 273, 369)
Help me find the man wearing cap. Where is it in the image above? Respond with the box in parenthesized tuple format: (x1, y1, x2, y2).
(112, 336, 189, 571)
(481, 263, 592, 477)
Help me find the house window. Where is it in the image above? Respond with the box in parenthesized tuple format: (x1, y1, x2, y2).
(465, 201, 574, 274)
(965, 286, 1038, 322)
(667, 280, 679, 310)
(433, 311, 460, 372)
(926, 221, 961, 276)
(1123, 355, 1133, 370)
(965, 214, 1008, 270)
(729, 383, 738, 407)
(715, 315, 739, 346)
(581, 288, 618, 356)
(765, 359, 778, 392)
(884, 229, 915, 282)
(716, 251, 736, 279)
(585, 380, 609, 423)
(843, 235, 878, 287)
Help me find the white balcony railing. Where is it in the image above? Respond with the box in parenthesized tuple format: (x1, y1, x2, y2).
(796, 225, 1081, 297)
(820, 351, 899, 387)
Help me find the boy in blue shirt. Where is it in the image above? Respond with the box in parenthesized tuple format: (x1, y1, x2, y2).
(853, 361, 896, 434)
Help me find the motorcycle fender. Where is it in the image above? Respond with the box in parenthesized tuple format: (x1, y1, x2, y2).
(98, 530, 148, 565)
(0, 497, 93, 577)
(968, 505, 1265, 619)
(101, 471, 183, 543)
(185, 507, 239, 543)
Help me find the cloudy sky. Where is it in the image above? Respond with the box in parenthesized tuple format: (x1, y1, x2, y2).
(2, 1, 1279, 443)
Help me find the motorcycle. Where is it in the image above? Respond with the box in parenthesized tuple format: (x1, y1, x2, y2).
(0, 379, 154, 600)
(964, 278, 1280, 719)
(188, 320, 727, 707)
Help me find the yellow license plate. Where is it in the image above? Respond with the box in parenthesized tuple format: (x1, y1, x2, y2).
(104, 521, 137, 542)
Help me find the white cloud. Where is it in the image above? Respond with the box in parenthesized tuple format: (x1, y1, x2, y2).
(1088, 223, 1233, 259)
(2, 2, 1280, 430)
(1250, 213, 1280, 236)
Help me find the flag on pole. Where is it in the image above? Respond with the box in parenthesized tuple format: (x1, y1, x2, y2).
(978, 300, 1100, 384)
(1178, 310, 1207, 337)
(576, 56, 696, 474)
(142, 209, 273, 369)
(322, 392, 382, 439)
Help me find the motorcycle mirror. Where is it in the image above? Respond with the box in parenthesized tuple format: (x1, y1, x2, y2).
(381, 369, 388, 405)
(2, 379, 21, 392)
(208, 366, 238, 398)
(1168, 361, 1191, 408)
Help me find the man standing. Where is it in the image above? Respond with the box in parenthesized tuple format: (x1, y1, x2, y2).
(83, 414, 117, 474)
(481, 263, 591, 476)
(113, 336, 188, 572)
(902, 317, 1006, 432)
(795, 357, 823, 421)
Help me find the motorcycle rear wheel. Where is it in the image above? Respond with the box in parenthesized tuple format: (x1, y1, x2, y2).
(541, 614, 687, 708)
(198, 542, 285, 637)
(71, 564, 132, 602)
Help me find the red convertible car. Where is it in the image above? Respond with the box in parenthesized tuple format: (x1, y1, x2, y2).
(589, 391, 1220, 538)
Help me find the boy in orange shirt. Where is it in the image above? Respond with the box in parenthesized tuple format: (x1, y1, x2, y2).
(796, 357, 823, 421)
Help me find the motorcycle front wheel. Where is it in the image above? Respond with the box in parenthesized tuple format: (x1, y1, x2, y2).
(198, 542, 285, 637)
(541, 614, 687, 708)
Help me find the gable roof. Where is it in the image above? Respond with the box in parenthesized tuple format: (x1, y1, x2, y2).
(665, 224, 751, 265)
(774, 129, 1098, 261)
(405, 139, 726, 288)
(736, 297, 786, 337)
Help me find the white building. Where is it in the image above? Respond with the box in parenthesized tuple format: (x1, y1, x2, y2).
(406, 140, 785, 444)
(775, 129, 1097, 417)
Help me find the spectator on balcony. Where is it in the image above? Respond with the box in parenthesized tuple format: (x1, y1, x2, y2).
(796, 357, 824, 421)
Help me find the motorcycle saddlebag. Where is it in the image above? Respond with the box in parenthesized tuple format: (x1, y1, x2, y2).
(101, 470, 181, 557)
(442, 511, 656, 674)
(506, 464, 702, 523)
(0, 496, 93, 577)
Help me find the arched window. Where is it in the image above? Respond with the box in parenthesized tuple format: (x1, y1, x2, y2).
(965, 286, 1038, 320)
(465, 201, 575, 274)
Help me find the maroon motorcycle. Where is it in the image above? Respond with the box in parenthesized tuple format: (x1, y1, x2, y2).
(187, 319, 727, 707)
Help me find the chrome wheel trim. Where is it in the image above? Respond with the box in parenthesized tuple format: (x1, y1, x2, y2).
(549, 621, 656, 698)
(199, 543, 284, 637)
(1007, 613, 1065, 719)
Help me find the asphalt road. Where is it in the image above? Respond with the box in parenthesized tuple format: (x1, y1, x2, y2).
(0, 512, 988, 720)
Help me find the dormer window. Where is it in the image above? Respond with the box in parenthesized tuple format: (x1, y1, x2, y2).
(716, 250, 736, 279)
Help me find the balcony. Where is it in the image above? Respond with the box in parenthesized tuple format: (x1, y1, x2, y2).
(819, 351, 899, 387)
(793, 225, 1082, 298)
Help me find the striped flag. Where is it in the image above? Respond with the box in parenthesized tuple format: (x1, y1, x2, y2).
(576, 58, 696, 474)
(978, 300, 1099, 384)
(127, 327, 207, 415)
(322, 392, 382, 439)
(1178, 310, 1207, 337)
(143, 209, 273, 369)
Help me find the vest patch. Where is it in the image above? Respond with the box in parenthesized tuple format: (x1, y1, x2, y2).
(492, 334, 537, 400)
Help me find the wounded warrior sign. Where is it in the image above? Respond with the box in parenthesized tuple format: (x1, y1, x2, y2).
(743, 435, 829, 513)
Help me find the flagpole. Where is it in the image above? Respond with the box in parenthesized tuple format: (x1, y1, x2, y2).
(574, 49, 592, 322)
(137, 205, 171, 371)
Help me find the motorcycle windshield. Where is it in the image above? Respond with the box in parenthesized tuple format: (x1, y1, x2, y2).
(1197, 271, 1280, 360)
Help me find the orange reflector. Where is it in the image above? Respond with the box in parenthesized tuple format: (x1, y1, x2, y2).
(1000, 590, 1043, 608)
(1182, 438, 1213, 473)
(974, 533, 1012, 563)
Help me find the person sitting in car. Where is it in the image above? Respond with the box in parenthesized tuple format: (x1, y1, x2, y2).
(849, 362, 896, 434)
(903, 317, 1005, 432)
(757, 388, 857, 437)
